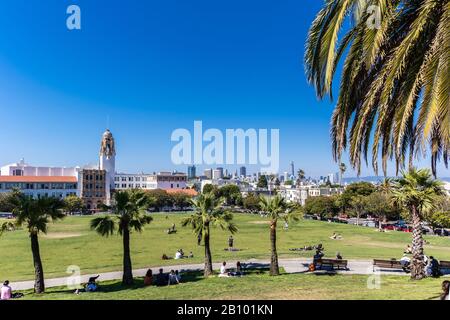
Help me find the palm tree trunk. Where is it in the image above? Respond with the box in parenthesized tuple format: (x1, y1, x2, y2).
(30, 233, 45, 293)
(410, 205, 425, 280)
(204, 226, 213, 277)
(270, 220, 279, 276)
(122, 228, 134, 285)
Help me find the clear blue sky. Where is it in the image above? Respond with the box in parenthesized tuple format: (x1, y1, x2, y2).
(0, 0, 447, 178)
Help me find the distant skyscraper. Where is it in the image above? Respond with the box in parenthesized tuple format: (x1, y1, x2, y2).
(284, 171, 289, 182)
(204, 168, 213, 179)
(290, 161, 295, 178)
(240, 166, 247, 177)
(213, 167, 224, 179)
(187, 165, 196, 179)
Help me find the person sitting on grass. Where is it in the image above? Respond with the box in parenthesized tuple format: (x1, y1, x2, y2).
(168, 270, 179, 285)
(219, 261, 229, 277)
(329, 232, 342, 240)
(188, 251, 194, 258)
(404, 244, 412, 254)
(86, 275, 100, 292)
(162, 253, 171, 260)
(336, 252, 343, 260)
(156, 268, 167, 286)
(175, 249, 185, 259)
(440, 280, 450, 300)
(144, 269, 153, 286)
(1, 280, 12, 300)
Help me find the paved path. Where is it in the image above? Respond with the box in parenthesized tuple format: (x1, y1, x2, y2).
(11, 258, 429, 291)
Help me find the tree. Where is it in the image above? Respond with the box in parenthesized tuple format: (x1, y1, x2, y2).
(426, 211, 450, 229)
(181, 193, 237, 276)
(339, 163, 346, 186)
(296, 169, 305, 186)
(145, 189, 170, 211)
(259, 195, 299, 275)
(257, 175, 268, 189)
(91, 190, 152, 285)
(306, 0, 449, 176)
(218, 185, 242, 206)
(171, 192, 191, 211)
(350, 195, 367, 226)
(365, 191, 401, 229)
(391, 168, 444, 280)
(202, 184, 220, 197)
(304, 196, 339, 220)
(8, 193, 65, 293)
(63, 195, 84, 215)
(243, 193, 261, 212)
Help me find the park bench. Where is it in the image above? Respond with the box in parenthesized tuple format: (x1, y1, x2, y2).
(372, 259, 406, 272)
(439, 260, 450, 269)
(314, 258, 348, 270)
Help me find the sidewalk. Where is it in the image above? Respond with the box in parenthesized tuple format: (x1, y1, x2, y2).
(11, 258, 420, 291)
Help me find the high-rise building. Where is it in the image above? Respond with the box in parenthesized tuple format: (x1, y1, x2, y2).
(204, 168, 213, 179)
(213, 167, 224, 179)
(290, 161, 295, 178)
(187, 165, 196, 179)
(239, 166, 247, 177)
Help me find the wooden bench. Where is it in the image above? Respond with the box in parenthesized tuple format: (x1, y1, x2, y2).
(315, 258, 348, 270)
(372, 259, 406, 272)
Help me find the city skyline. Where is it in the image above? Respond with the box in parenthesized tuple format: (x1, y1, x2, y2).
(0, 1, 447, 178)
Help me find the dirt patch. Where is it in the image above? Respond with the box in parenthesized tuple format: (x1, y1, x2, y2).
(42, 232, 84, 239)
(249, 221, 270, 225)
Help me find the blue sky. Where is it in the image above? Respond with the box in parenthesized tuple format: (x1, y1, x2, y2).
(0, 0, 447, 178)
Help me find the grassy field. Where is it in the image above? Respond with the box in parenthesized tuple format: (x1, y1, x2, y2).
(2, 212, 450, 282)
(21, 272, 445, 300)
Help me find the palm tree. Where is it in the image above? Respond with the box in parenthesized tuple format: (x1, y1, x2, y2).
(391, 168, 444, 280)
(339, 163, 346, 186)
(296, 169, 305, 186)
(91, 190, 152, 285)
(259, 195, 299, 275)
(9, 193, 65, 293)
(182, 193, 237, 277)
(305, 0, 449, 176)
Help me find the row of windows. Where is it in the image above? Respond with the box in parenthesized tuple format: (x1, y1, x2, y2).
(0, 183, 78, 190)
(114, 183, 181, 189)
(84, 175, 104, 181)
(83, 184, 104, 190)
(114, 176, 155, 182)
(82, 192, 105, 198)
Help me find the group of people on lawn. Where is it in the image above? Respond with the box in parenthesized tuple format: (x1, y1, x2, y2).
(144, 268, 182, 286)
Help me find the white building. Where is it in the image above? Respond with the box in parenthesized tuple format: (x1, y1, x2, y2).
(114, 172, 187, 190)
(0, 176, 78, 199)
(279, 185, 343, 206)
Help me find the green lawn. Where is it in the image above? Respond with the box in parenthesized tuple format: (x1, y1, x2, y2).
(1, 213, 450, 282)
(21, 272, 445, 300)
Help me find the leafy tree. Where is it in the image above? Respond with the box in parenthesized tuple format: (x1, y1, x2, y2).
(364, 192, 401, 227)
(304, 196, 339, 220)
(202, 184, 220, 197)
(145, 189, 171, 211)
(243, 193, 261, 212)
(171, 192, 191, 210)
(426, 211, 450, 229)
(259, 195, 299, 275)
(305, 0, 449, 176)
(182, 193, 237, 276)
(63, 195, 84, 215)
(257, 175, 268, 189)
(218, 185, 242, 206)
(392, 168, 444, 280)
(284, 180, 294, 186)
(350, 195, 367, 226)
(91, 190, 152, 285)
(8, 193, 65, 293)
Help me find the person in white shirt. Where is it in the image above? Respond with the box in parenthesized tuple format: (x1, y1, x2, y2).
(219, 261, 229, 277)
(175, 250, 182, 260)
(1, 281, 12, 300)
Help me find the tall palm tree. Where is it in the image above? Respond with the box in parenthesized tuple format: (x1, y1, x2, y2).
(259, 195, 299, 275)
(182, 193, 237, 276)
(91, 190, 152, 285)
(339, 163, 347, 186)
(391, 168, 444, 280)
(9, 193, 65, 293)
(296, 169, 306, 187)
(305, 0, 449, 176)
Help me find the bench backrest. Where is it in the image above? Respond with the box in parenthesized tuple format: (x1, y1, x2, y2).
(317, 259, 348, 265)
(373, 259, 403, 266)
(439, 260, 450, 267)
